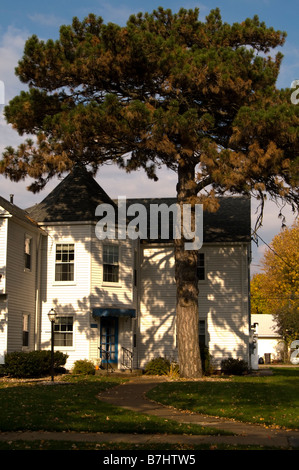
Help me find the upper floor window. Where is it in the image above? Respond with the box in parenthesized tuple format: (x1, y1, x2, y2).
(197, 253, 205, 281)
(55, 244, 74, 282)
(24, 235, 31, 270)
(103, 245, 119, 283)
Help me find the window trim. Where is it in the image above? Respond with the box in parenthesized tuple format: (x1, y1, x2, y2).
(54, 242, 76, 285)
(24, 235, 32, 271)
(197, 252, 206, 282)
(199, 319, 206, 347)
(22, 313, 30, 349)
(102, 244, 121, 286)
(53, 315, 74, 349)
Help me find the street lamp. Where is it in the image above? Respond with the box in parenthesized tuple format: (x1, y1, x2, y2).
(48, 308, 57, 381)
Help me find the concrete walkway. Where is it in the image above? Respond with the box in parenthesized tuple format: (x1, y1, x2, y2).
(1, 375, 299, 449)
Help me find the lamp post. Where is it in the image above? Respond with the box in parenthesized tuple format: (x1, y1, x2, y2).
(48, 308, 57, 381)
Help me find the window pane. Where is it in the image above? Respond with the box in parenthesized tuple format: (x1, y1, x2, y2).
(103, 245, 118, 264)
(54, 316, 73, 347)
(199, 320, 206, 346)
(25, 237, 31, 269)
(103, 264, 119, 282)
(55, 244, 74, 281)
(25, 253, 31, 270)
(103, 245, 119, 282)
(55, 263, 74, 282)
(22, 314, 30, 347)
(197, 253, 205, 280)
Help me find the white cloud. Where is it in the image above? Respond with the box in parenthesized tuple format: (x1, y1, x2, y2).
(0, 25, 34, 205)
(0, 26, 28, 102)
(0, 25, 29, 155)
(28, 13, 65, 27)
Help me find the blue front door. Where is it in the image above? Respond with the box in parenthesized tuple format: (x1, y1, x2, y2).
(100, 317, 118, 364)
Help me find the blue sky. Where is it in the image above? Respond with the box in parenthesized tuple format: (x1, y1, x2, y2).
(0, 0, 298, 272)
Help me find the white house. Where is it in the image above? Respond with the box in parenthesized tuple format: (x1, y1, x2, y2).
(0, 165, 253, 371)
(0, 195, 46, 363)
(251, 314, 284, 363)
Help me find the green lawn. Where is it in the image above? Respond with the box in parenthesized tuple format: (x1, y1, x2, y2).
(1, 369, 299, 450)
(147, 368, 299, 430)
(0, 375, 222, 436)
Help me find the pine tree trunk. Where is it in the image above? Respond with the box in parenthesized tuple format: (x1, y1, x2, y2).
(175, 162, 203, 378)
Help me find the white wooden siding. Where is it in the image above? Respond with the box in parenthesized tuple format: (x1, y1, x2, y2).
(90, 235, 136, 309)
(0, 298, 8, 363)
(40, 224, 92, 369)
(40, 224, 137, 369)
(198, 244, 250, 367)
(5, 219, 39, 353)
(138, 243, 250, 369)
(139, 244, 177, 368)
(89, 235, 137, 367)
(0, 217, 8, 362)
(0, 217, 7, 295)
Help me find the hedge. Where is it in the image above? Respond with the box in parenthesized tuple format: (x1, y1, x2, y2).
(2, 350, 68, 378)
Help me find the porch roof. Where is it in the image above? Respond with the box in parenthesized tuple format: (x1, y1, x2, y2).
(92, 307, 136, 318)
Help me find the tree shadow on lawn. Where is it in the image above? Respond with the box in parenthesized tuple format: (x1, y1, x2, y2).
(0, 378, 222, 435)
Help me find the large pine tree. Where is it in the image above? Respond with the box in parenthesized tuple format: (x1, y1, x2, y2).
(1, 8, 298, 377)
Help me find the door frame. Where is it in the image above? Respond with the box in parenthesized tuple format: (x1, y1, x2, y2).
(100, 317, 119, 365)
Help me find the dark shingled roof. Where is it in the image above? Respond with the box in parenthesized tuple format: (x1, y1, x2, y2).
(125, 197, 251, 243)
(27, 165, 117, 223)
(26, 166, 251, 243)
(0, 195, 40, 229)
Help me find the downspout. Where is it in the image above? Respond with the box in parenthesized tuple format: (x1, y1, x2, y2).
(34, 232, 43, 350)
(248, 242, 252, 369)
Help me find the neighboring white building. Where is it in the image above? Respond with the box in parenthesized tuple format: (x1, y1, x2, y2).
(0, 195, 46, 363)
(0, 166, 253, 371)
(251, 314, 284, 363)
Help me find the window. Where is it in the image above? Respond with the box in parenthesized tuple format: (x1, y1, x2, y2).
(55, 244, 74, 282)
(199, 319, 206, 346)
(24, 236, 31, 270)
(103, 245, 119, 283)
(197, 253, 205, 280)
(22, 314, 30, 347)
(54, 316, 73, 347)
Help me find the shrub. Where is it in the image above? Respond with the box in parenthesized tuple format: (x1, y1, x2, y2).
(72, 359, 95, 375)
(4, 350, 68, 378)
(221, 357, 248, 375)
(144, 357, 171, 375)
(167, 362, 180, 379)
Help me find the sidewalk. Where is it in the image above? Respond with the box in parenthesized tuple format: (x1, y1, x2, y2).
(96, 376, 299, 448)
(1, 375, 299, 449)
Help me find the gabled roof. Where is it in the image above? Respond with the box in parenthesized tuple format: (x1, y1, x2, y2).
(27, 165, 117, 223)
(125, 196, 251, 243)
(0, 195, 40, 229)
(25, 165, 251, 243)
